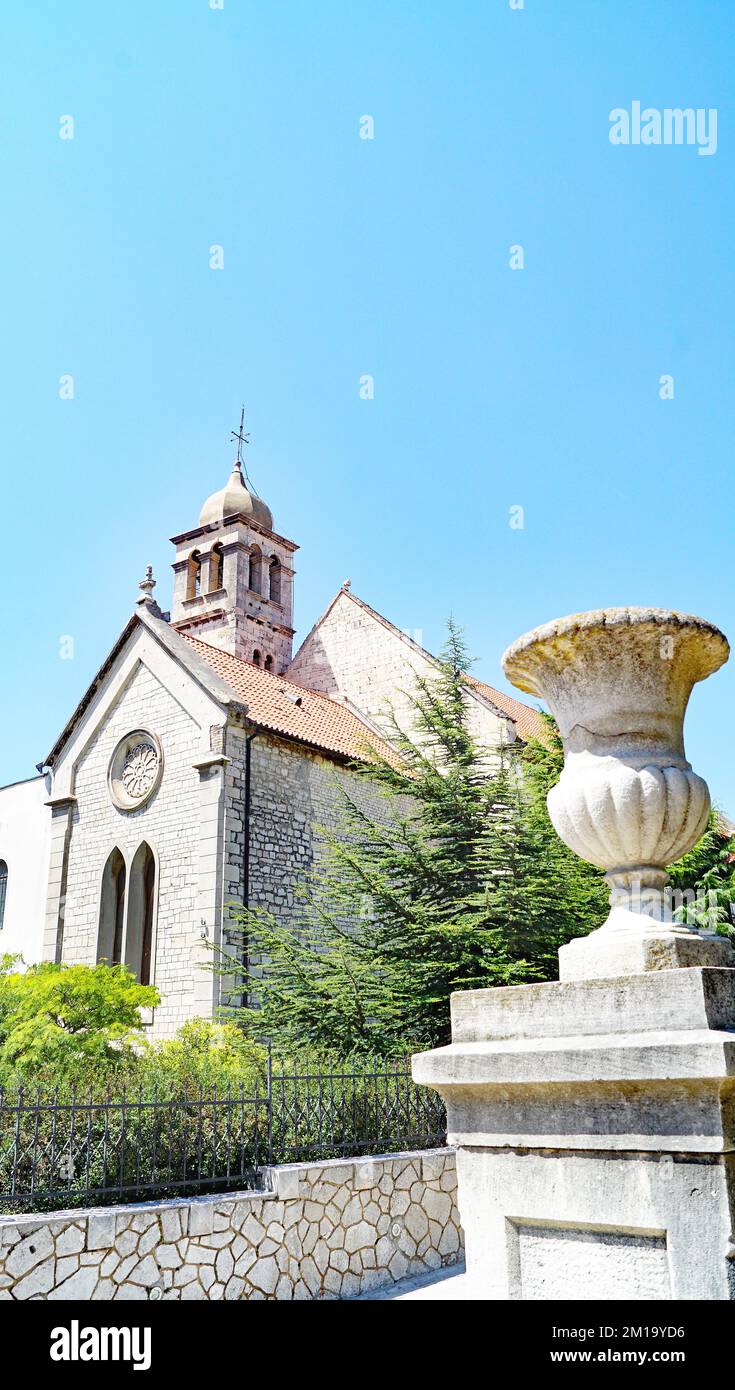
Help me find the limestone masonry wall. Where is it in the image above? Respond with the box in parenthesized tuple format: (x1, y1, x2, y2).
(224, 728, 397, 932)
(0, 1149, 461, 1301)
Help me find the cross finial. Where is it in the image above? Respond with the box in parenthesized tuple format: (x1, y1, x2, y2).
(230, 405, 251, 465)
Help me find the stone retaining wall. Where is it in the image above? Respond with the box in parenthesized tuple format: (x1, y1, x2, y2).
(0, 1148, 461, 1301)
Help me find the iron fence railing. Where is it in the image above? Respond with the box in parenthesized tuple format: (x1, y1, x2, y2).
(0, 1055, 446, 1213)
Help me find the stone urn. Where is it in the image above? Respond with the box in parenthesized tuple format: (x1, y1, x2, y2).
(502, 607, 734, 978)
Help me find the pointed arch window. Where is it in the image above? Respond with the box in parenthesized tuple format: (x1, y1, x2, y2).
(186, 550, 202, 600)
(126, 842, 157, 986)
(209, 543, 224, 593)
(0, 860, 7, 931)
(98, 849, 126, 965)
(248, 546, 261, 594)
(269, 557, 282, 603)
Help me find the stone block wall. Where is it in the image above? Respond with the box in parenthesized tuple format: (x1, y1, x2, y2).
(223, 727, 400, 935)
(0, 1148, 460, 1302)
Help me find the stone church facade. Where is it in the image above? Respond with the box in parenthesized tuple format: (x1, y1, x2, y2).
(0, 456, 542, 1037)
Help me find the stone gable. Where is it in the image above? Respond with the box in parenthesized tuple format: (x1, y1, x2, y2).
(287, 591, 512, 753)
(59, 660, 202, 1037)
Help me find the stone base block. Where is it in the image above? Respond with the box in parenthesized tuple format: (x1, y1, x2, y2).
(457, 1147, 735, 1301)
(559, 927, 734, 981)
(414, 965, 735, 1300)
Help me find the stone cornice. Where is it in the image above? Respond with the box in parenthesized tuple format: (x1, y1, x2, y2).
(174, 609, 228, 629)
(170, 514, 298, 553)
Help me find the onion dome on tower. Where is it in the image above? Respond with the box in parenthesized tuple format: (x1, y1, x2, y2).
(198, 459, 273, 531)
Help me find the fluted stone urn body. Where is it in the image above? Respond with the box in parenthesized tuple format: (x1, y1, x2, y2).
(502, 607, 733, 978)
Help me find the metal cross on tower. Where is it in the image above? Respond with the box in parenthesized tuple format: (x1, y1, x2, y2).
(230, 406, 251, 464)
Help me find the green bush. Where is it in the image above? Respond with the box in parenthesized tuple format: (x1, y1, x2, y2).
(0, 958, 157, 1088)
(141, 1018, 268, 1098)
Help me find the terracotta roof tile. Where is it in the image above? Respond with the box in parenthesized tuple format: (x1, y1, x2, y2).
(180, 634, 398, 764)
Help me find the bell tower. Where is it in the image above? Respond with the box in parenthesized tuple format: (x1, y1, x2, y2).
(170, 432, 297, 674)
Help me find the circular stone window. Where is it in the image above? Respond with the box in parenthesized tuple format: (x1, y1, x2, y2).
(108, 730, 163, 811)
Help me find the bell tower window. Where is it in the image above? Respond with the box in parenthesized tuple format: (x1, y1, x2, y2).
(253, 649, 262, 667)
(186, 550, 202, 600)
(264, 654, 274, 673)
(269, 557, 282, 603)
(248, 546, 262, 594)
(209, 544, 224, 592)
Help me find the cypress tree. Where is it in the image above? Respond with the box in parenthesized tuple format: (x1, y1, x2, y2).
(217, 625, 606, 1051)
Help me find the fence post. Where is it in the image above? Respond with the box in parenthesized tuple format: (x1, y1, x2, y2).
(266, 1043, 273, 1167)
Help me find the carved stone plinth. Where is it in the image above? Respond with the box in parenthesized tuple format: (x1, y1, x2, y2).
(414, 967, 735, 1299)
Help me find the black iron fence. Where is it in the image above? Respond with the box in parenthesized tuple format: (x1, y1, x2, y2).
(0, 1056, 446, 1214)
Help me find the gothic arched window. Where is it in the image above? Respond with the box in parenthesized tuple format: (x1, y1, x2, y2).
(126, 842, 157, 986)
(269, 557, 282, 604)
(0, 860, 7, 931)
(186, 550, 202, 600)
(264, 654, 274, 673)
(209, 544, 224, 593)
(248, 546, 261, 594)
(253, 649, 262, 667)
(98, 848, 126, 966)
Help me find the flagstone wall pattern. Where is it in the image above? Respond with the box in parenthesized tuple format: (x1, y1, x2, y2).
(0, 1148, 461, 1301)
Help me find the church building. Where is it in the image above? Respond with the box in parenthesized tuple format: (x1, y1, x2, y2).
(0, 453, 543, 1036)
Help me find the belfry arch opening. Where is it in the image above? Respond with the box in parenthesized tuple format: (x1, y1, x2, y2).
(186, 550, 202, 600)
(269, 556, 282, 603)
(248, 546, 262, 594)
(209, 543, 224, 592)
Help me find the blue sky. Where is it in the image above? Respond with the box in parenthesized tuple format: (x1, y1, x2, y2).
(1, 1, 734, 807)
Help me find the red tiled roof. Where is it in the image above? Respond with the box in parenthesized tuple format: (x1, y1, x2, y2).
(180, 634, 398, 765)
(463, 673, 547, 743)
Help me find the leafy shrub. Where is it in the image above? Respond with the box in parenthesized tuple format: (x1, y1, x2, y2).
(141, 1019, 267, 1098)
(0, 959, 157, 1087)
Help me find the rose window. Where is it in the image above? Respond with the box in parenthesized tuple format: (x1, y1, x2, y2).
(108, 730, 163, 811)
(121, 742, 159, 800)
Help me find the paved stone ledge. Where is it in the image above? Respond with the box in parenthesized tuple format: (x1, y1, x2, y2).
(0, 1148, 461, 1301)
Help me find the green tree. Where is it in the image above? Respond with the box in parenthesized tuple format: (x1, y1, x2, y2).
(0, 960, 158, 1085)
(668, 813, 735, 932)
(217, 623, 609, 1053)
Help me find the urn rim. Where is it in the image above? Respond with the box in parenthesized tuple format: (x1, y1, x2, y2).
(501, 606, 729, 698)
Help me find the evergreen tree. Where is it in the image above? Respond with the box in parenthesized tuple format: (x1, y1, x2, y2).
(216, 622, 608, 1052)
(667, 812, 735, 932)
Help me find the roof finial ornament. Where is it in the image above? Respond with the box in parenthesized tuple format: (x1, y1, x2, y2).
(342, 578, 352, 590)
(230, 405, 251, 469)
(137, 564, 156, 606)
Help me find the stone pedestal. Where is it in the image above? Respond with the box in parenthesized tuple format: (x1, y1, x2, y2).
(413, 967, 735, 1299)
